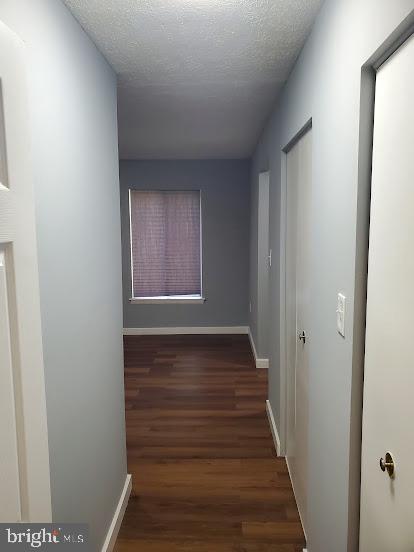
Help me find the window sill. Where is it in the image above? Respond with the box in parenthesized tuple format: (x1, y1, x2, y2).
(130, 296, 206, 305)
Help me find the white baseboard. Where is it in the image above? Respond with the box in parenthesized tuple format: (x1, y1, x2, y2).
(266, 401, 308, 551)
(286, 456, 308, 544)
(123, 326, 249, 336)
(248, 328, 269, 368)
(101, 474, 132, 552)
(255, 358, 269, 368)
(266, 400, 281, 456)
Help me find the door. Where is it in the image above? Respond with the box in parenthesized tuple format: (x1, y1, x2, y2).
(285, 128, 312, 536)
(360, 32, 414, 550)
(257, 171, 270, 357)
(0, 21, 51, 521)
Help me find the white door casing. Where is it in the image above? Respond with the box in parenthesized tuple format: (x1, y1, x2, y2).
(359, 32, 414, 551)
(0, 248, 21, 521)
(0, 21, 51, 521)
(285, 128, 312, 537)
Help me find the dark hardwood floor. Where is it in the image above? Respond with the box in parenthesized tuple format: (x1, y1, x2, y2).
(114, 334, 305, 552)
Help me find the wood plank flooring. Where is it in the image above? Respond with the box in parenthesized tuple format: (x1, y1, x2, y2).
(114, 335, 305, 552)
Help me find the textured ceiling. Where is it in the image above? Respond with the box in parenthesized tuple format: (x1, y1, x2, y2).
(63, 0, 322, 159)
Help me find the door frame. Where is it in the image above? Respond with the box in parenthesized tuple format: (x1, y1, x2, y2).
(0, 20, 52, 522)
(279, 118, 312, 456)
(257, 171, 270, 360)
(355, 17, 414, 551)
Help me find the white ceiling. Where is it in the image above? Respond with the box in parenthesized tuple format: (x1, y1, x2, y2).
(63, 0, 322, 159)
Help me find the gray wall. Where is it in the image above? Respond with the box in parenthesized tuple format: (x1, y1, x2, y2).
(0, 1, 127, 550)
(120, 160, 250, 328)
(249, 0, 414, 551)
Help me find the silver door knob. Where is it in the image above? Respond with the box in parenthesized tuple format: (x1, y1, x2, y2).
(298, 331, 306, 344)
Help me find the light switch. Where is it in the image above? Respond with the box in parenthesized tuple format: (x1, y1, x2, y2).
(337, 293, 346, 337)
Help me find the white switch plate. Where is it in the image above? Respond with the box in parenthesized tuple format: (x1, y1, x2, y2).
(337, 293, 346, 337)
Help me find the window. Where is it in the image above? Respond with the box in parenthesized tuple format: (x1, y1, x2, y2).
(129, 190, 203, 303)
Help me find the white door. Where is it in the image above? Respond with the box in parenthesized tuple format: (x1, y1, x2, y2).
(360, 32, 414, 551)
(0, 21, 51, 521)
(285, 128, 312, 536)
(257, 171, 270, 355)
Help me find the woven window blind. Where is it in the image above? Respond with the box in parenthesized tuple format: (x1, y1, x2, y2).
(130, 190, 201, 298)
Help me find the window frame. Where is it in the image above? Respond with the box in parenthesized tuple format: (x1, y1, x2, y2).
(128, 188, 205, 304)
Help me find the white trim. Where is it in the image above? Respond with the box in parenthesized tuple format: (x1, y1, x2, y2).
(123, 326, 249, 335)
(266, 400, 281, 456)
(286, 457, 308, 543)
(0, 21, 52, 521)
(279, 149, 288, 456)
(267, 393, 308, 546)
(130, 296, 205, 305)
(248, 328, 269, 369)
(279, 119, 312, 457)
(101, 474, 132, 552)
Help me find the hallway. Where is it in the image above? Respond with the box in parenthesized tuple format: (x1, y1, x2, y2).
(115, 335, 305, 551)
